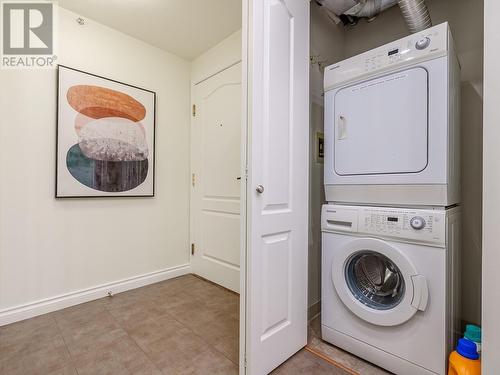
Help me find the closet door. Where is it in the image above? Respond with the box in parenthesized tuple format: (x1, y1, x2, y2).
(243, 0, 309, 374)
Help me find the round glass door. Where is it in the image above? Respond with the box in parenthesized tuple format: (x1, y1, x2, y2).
(345, 251, 405, 310)
(331, 238, 426, 326)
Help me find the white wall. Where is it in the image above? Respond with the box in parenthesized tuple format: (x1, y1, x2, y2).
(308, 2, 345, 314)
(342, 0, 484, 326)
(482, 0, 499, 371)
(0, 7, 192, 322)
(191, 30, 242, 85)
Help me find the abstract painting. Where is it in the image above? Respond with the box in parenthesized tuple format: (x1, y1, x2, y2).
(56, 66, 155, 197)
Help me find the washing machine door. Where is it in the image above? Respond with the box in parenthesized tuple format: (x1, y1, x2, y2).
(332, 238, 429, 326)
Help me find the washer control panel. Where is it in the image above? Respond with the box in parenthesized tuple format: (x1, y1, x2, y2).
(321, 204, 446, 246)
(324, 22, 449, 91)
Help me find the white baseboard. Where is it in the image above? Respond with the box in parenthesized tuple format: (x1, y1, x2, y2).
(0, 263, 191, 326)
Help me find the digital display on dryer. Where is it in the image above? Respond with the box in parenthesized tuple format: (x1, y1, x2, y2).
(387, 217, 399, 222)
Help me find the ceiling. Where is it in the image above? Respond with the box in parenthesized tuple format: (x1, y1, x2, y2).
(59, 0, 242, 60)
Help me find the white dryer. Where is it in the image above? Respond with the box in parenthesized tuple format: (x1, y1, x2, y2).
(321, 204, 461, 375)
(323, 22, 461, 206)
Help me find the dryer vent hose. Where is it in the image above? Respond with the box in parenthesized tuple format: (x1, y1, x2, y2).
(397, 0, 432, 33)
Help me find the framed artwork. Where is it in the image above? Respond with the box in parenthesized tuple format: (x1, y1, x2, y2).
(56, 65, 156, 197)
(316, 132, 324, 164)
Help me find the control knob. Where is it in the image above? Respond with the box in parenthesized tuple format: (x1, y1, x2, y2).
(410, 216, 426, 230)
(415, 37, 431, 50)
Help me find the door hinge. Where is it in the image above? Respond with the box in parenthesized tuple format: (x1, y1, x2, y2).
(191, 243, 195, 255)
(192, 104, 196, 117)
(192, 173, 195, 187)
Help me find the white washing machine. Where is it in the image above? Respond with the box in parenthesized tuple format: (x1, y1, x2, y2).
(321, 204, 461, 375)
(323, 22, 461, 207)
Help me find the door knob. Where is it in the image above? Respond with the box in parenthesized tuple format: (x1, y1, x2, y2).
(256, 185, 264, 194)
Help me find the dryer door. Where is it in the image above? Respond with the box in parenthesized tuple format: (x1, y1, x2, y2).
(332, 238, 428, 326)
(333, 67, 428, 176)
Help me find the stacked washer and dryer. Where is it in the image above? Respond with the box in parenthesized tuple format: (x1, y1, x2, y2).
(321, 22, 461, 375)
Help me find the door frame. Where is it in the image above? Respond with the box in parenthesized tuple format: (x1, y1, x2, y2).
(483, 0, 500, 371)
(240, 0, 249, 372)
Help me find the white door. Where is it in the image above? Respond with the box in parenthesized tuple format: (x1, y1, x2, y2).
(244, 0, 309, 373)
(333, 67, 428, 175)
(191, 63, 242, 292)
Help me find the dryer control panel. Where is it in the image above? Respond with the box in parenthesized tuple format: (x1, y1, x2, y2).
(321, 204, 447, 247)
(324, 22, 450, 91)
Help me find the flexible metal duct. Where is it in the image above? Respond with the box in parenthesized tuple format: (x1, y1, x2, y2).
(317, 0, 432, 32)
(346, 0, 397, 18)
(397, 0, 432, 32)
(317, 0, 397, 18)
(315, 0, 358, 15)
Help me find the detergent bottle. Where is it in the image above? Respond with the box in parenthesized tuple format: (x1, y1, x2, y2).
(448, 338, 481, 375)
(464, 324, 482, 355)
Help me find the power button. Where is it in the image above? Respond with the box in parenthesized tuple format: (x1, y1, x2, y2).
(415, 37, 431, 50)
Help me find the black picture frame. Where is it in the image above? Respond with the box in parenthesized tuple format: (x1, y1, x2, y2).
(56, 65, 156, 198)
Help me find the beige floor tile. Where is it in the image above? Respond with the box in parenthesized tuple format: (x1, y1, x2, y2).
(0, 355, 27, 375)
(107, 300, 171, 327)
(0, 313, 56, 337)
(44, 364, 79, 375)
(143, 327, 212, 373)
(60, 316, 128, 357)
(0, 333, 74, 375)
(151, 292, 201, 313)
(145, 275, 200, 299)
(271, 349, 349, 375)
(213, 335, 239, 365)
(161, 295, 206, 313)
(189, 315, 239, 347)
(103, 288, 151, 311)
(22, 337, 72, 375)
(126, 316, 185, 349)
(186, 281, 233, 304)
(205, 295, 240, 321)
(174, 348, 239, 375)
(72, 336, 161, 375)
(54, 300, 112, 332)
(0, 313, 61, 356)
(1, 275, 393, 375)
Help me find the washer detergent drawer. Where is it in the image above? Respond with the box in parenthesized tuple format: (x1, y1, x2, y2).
(333, 67, 428, 176)
(321, 205, 359, 233)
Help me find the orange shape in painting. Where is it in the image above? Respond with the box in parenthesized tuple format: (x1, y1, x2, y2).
(67, 85, 146, 122)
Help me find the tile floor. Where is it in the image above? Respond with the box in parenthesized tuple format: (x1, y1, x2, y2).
(0, 275, 350, 375)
